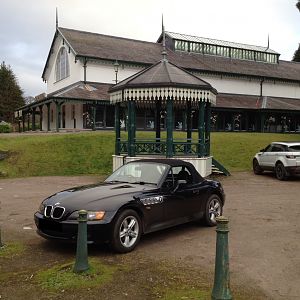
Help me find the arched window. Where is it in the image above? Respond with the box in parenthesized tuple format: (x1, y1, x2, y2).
(55, 47, 70, 81)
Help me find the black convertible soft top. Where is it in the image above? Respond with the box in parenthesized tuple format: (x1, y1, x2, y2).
(129, 158, 204, 182)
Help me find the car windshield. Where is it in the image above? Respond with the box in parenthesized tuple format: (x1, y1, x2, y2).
(105, 162, 168, 185)
(288, 145, 300, 152)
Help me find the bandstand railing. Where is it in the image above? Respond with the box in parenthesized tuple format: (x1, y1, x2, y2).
(117, 139, 209, 157)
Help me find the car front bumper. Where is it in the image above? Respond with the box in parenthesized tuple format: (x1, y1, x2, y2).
(286, 165, 300, 175)
(34, 212, 112, 243)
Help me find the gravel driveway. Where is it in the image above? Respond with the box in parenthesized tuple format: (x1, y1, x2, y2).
(0, 172, 299, 299)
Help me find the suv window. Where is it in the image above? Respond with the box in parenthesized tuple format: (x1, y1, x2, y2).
(288, 145, 300, 151)
(271, 145, 286, 152)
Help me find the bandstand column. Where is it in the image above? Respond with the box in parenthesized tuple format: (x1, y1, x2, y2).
(198, 101, 205, 157)
(205, 102, 212, 156)
(186, 100, 192, 154)
(128, 100, 136, 157)
(166, 97, 173, 157)
(155, 100, 161, 141)
(115, 103, 121, 155)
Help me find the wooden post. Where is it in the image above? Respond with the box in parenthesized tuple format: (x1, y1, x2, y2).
(205, 102, 211, 156)
(47, 103, 51, 131)
(115, 103, 121, 155)
(198, 101, 205, 157)
(55, 101, 61, 132)
(32, 107, 36, 131)
(186, 100, 192, 154)
(39, 106, 43, 131)
(166, 97, 173, 158)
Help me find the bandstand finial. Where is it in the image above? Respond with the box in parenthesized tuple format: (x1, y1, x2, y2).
(161, 14, 168, 62)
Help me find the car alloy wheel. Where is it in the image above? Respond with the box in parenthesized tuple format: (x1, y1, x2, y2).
(204, 194, 222, 226)
(111, 209, 141, 253)
(275, 162, 287, 181)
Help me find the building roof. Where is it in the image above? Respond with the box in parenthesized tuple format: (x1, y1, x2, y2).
(48, 81, 111, 101)
(49, 27, 300, 83)
(216, 93, 300, 111)
(109, 59, 216, 91)
(163, 31, 279, 55)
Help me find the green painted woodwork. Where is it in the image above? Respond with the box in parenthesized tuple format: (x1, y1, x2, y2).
(115, 103, 121, 155)
(92, 105, 96, 131)
(47, 103, 51, 131)
(55, 101, 62, 132)
(186, 101, 192, 153)
(73, 210, 89, 273)
(27, 113, 30, 132)
(166, 98, 173, 157)
(211, 216, 232, 300)
(155, 100, 161, 140)
(206, 103, 212, 155)
(198, 101, 205, 157)
(212, 158, 231, 176)
(260, 113, 265, 133)
(128, 101, 136, 157)
(32, 108, 36, 131)
(22, 115, 25, 132)
(39, 106, 43, 131)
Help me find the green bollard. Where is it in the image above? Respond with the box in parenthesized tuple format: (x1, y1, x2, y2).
(211, 216, 232, 300)
(73, 210, 89, 273)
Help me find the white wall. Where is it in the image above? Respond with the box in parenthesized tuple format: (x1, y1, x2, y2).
(86, 61, 143, 84)
(198, 73, 300, 99)
(41, 102, 83, 130)
(45, 35, 83, 94)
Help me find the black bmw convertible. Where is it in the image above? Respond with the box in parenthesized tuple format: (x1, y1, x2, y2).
(34, 159, 225, 253)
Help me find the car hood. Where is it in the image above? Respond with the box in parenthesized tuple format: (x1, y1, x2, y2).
(43, 182, 156, 211)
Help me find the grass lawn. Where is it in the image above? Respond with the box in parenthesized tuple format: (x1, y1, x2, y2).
(0, 131, 299, 178)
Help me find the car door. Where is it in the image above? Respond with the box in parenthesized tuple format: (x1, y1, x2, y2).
(268, 144, 286, 166)
(258, 144, 273, 167)
(161, 166, 200, 226)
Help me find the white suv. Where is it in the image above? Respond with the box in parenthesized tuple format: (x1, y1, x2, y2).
(253, 142, 300, 180)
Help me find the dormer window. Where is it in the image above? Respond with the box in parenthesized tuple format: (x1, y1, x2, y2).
(55, 47, 70, 81)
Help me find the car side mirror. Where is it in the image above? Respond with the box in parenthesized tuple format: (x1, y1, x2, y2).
(172, 179, 187, 193)
(260, 148, 265, 152)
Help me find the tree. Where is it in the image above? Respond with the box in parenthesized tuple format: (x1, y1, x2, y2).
(0, 62, 24, 123)
(293, 1, 300, 61)
(293, 45, 300, 62)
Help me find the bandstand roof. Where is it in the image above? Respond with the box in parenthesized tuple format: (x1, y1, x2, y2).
(109, 59, 217, 105)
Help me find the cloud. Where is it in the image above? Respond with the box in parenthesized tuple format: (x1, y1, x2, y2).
(1, 0, 300, 96)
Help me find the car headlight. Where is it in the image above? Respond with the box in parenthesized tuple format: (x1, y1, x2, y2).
(68, 211, 105, 221)
(38, 203, 45, 214)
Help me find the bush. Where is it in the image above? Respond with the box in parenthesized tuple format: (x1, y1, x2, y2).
(0, 121, 12, 133)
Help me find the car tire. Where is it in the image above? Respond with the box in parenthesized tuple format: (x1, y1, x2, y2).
(253, 158, 263, 175)
(110, 209, 142, 253)
(275, 162, 288, 181)
(203, 194, 222, 227)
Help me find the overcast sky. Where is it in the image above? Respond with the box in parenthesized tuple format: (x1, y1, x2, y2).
(1, 0, 299, 97)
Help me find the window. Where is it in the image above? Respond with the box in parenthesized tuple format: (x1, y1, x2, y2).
(55, 47, 70, 81)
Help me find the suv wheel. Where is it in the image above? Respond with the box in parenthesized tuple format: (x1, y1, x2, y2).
(275, 162, 288, 181)
(253, 158, 263, 175)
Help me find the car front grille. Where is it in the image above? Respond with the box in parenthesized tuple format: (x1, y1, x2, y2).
(52, 207, 65, 219)
(45, 205, 52, 217)
(44, 205, 65, 220)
